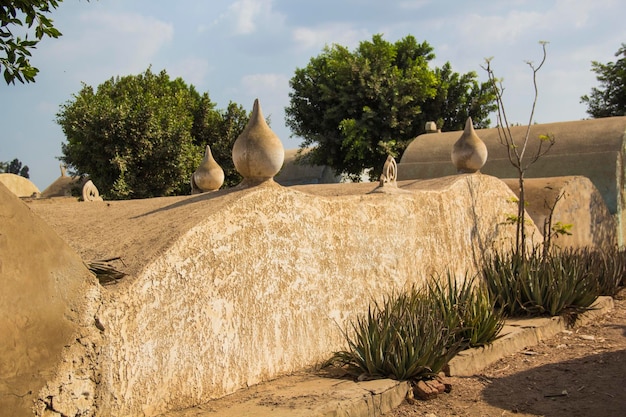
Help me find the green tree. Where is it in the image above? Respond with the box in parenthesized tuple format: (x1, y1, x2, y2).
(0, 158, 30, 177)
(420, 62, 496, 132)
(285, 34, 495, 180)
(57, 68, 248, 199)
(1, 0, 64, 84)
(581, 44, 626, 118)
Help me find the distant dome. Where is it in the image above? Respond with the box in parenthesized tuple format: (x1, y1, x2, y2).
(41, 175, 85, 198)
(0, 173, 40, 197)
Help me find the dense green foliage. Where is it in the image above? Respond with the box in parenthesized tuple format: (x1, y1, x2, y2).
(581, 44, 626, 118)
(0, 0, 63, 84)
(286, 34, 496, 180)
(421, 62, 496, 133)
(57, 68, 247, 199)
(325, 275, 503, 382)
(0, 158, 29, 177)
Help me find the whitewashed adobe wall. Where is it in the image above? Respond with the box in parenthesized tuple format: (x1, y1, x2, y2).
(93, 175, 525, 416)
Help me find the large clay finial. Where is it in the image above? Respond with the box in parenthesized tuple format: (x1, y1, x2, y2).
(232, 99, 284, 186)
(191, 144, 224, 194)
(451, 117, 488, 173)
(82, 180, 103, 202)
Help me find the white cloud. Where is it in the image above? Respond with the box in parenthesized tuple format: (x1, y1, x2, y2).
(229, 0, 265, 34)
(398, 0, 430, 10)
(44, 11, 174, 84)
(454, 0, 617, 48)
(241, 73, 290, 97)
(457, 10, 547, 46)
(169, 58, 211, 87)
(227, 0, 285, 35)
(292, 24, 370, 51)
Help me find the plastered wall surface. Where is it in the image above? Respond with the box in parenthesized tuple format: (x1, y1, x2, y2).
(87, 175, 522, 416)
(10, 173, 590, 416)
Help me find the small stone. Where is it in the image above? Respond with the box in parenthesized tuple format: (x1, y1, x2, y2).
(426, 378, 446, 394)
(434, 375, 452, 393)
(580, 335, 596, 341)
(414, 380, 439, 400)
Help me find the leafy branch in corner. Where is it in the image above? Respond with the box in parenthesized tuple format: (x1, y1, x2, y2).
(0, 0, 65, 84)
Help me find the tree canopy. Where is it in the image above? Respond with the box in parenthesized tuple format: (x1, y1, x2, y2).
(57, 67, 247, 199)
(285, 34, 496, 180)
(0, 158, 29, 177)
(0, 0, 64, 84)
(581, 44, 626, 118)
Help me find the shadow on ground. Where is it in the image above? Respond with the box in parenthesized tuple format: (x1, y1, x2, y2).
(482, 349, 626, 417)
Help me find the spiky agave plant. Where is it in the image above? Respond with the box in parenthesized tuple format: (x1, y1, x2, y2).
(575, 247, 626, 297)
(428, 272, 505, 349)
(482, 251, 526, 316)
(325, 287, 463, 381)
(483, 248, 600, 317)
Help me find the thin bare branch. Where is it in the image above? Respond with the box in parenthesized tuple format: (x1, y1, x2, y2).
(520, 42, 548, 162)
(482, 41, 551, 259)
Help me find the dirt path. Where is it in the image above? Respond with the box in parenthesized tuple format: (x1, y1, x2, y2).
(385, 290, 626, 417)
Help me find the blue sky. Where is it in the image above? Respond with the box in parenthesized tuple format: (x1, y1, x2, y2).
(2, 0, 625, 190)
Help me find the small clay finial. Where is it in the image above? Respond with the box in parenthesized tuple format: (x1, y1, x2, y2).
(82, 180, 103, 202)
(191, 145, 224, 194)
(60, 164, 67, 177)
(451, 117, 488, 173)
(379, 155, 398, 187)
(425, 121, 438, 133)
(232, 99, 284, 186)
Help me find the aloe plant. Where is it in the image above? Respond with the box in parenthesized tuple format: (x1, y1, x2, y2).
(428, 272, 505, 348)
(326, 288, 463, 381)
(574, 247, 626, 297)
(483, 248, 600, 317)
(326, 273, 505, 382)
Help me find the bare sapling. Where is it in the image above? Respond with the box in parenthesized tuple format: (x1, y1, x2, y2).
(482, 41, 555, 259)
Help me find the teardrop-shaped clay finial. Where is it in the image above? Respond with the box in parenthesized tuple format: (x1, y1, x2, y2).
(191, 145, 225, 194)
(451, 117, 488, 173)
(232, 99, 284, 186)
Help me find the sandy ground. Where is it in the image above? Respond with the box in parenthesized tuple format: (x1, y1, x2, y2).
(385, 289, 626, 417)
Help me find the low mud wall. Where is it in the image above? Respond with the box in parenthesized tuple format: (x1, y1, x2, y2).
(5, 174, 542, 416)
(398, 117, 626, 245)
(0, 183, 102, 417)
(502, 176, 617, 250)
